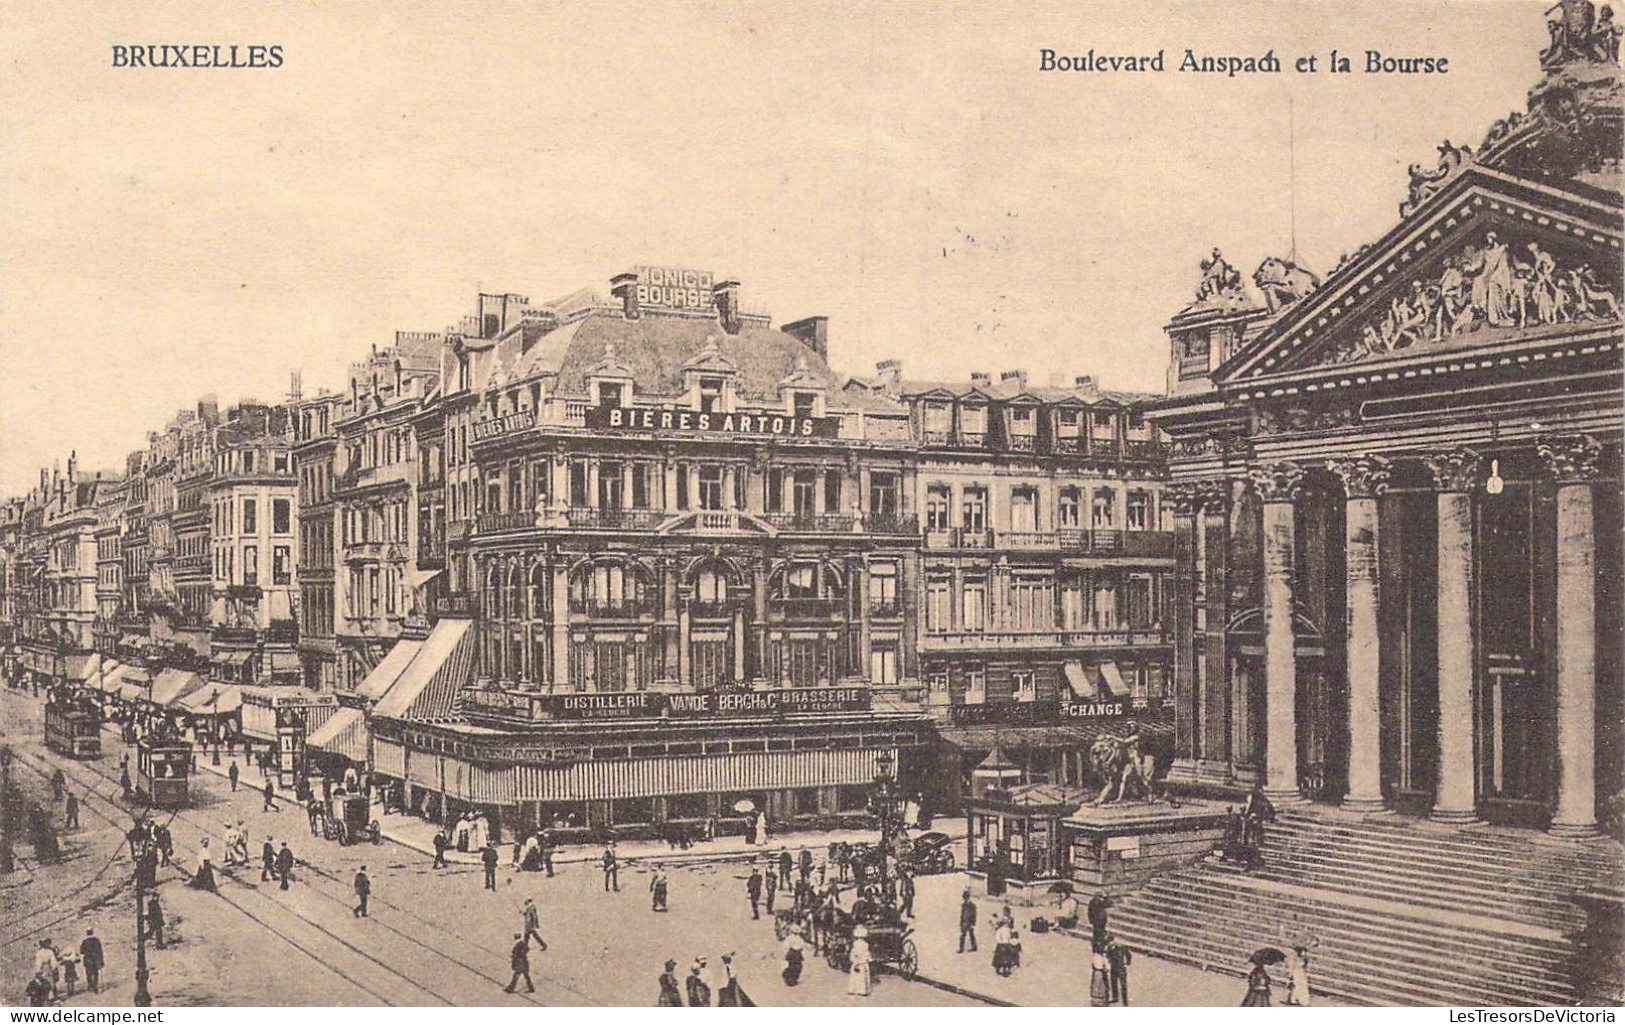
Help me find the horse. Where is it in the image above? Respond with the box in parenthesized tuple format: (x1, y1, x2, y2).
(1253, 257, 1321, 312)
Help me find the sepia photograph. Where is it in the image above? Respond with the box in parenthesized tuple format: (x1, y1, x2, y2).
(0, 0, 1620, 1011)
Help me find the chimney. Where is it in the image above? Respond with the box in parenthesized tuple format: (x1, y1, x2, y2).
(1073, 375, 1099, 398)
(1001, 370, 1028, 392)
(197, 394, 220, 424)
(713, 279, 742, 335)
(874, 359, 903, 398)
(782, 316, 829, 360)
(610, 271, 641, 320)
(67, 450, 78, 482)
(969, 372, 991, 389)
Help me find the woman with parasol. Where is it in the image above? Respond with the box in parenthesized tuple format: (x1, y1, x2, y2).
(1243, 947, 1285, 1006)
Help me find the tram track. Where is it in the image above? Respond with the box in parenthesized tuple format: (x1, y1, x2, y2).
(6, 720, 601, 1006)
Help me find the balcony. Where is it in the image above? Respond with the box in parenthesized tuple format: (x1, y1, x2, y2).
(919, 627, 1171, 651)
(1123, 439, 1163, 459)
(565, 507, 666, 531)
(433, 594, 473, 617)
(924, 528, 993, 550)
(1054, 436, 1082, 454)
(478, 510, 535, 534)
(762, 512, 856, 534)
(212, 625, 257, 645)
(570, 598, 656, 620)
(922, 431, 953, 447)
(868, 599, 902, 619)
(266, 620, 297, 643)
(956, 432, 988, 449)
(1007, 434, 1038, 452)
(863, 513, 919, 535)
(923, 528, 1174, 557)
(769, 596, 846, 620)
(687, 599, 743, 620)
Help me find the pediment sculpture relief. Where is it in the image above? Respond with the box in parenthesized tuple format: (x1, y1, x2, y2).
(1320, 232, 1622, 365)
(1253, 257, 1321, 312)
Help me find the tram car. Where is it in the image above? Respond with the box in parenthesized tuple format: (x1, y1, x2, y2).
(134, 736, 193, 809)
(44, 696, 103, 759)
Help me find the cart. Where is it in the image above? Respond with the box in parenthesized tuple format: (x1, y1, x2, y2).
(821, 909, 919, 980)
(324, 792, 380, 846)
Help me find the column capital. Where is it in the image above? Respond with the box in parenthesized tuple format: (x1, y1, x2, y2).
(1247, 463, 1305, 504)
(1167, 481, 1204, 516)
(1537, 434, 1604, 485)
(1421, 448, 1483, 493)
(1196, 477, 1238, 513)
(1327, 456, 1392, 500)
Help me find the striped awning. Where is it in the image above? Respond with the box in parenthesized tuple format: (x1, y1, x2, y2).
(63, 653, 101, 682)
(373, 618, 474, 720)
(1098, 660, 1129, 697)
(151, 669, 206, 708)
(307, 707, 368, 764)
(357, 639, 423, 701)
(118, 681, 150, 703)
(515, 746, 892, 803)
(178, 683, 243, 716)
(85, 659, 122, 692)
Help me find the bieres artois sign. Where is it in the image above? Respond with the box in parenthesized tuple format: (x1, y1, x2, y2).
(583, 405, 841, 438)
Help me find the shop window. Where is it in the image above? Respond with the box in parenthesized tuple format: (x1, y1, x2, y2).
(794, 787, 821, 817)
(611, 797, 654, 826)
(668, 793, 709, 821)
(837, 784, 870, 814)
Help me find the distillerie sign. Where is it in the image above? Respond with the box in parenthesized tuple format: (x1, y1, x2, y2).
(584, 405, 841, 439)
(517, 686, 871, 721)
(635, 266, 716, 312)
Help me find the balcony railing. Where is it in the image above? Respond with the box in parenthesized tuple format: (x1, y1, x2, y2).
(922, 431, 953, 447)
(687, 599, 742, 620)
(433, 594, 473, 617)
(1123, 439, 1162, 458)
(863, 513, 919, 535)
(212, 625, 257, 644)
(1008, 434, 1037, 452)
(762, 512, 856, 534)
(1054, 436, 1082, 454)
(769, 597, 846, 620)
(569, 598, 657, 619)
(868, 600, 902, 619)
(924, 528, 1173, 557)
(956, 432, 988, 449)
(920, 627, 1171, 650)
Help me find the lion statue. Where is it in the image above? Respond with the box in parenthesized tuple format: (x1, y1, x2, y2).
(1253, 257, 1322, 312)
(1090, 732, 1157, 805)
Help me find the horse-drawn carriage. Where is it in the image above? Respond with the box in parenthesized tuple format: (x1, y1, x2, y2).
(819, 907, 919, 980)
(317, 792, 380, 846)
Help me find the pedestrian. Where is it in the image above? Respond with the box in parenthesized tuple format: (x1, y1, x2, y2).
(798, 848, 813, 885)
(521, 898, 548, 950)
(59, 951, 79, 997)
(781, 927, 806, 987)
(716, 952, 754, 1006)
(992, 917, 1018, 976)
(353, 866, 370, 917)
(541, 830, 555, 877)
(1090, 948, 1112, 1006)
(50, 768, 65, 802)
(155, 823, 173, 866)
(755, 810, 769, 847)
(275, 841, 294, 891)
(847, 925, 872, 997)
(601, 844, 618, 892)
(504, 934, 535, 994)
(764, 864, 778, 913)
(777, 847, 793, 889)
(146, 895, 165, 948)
(119, 764, 132, 799)
(1241, 960, 1272, 1006)
(307, 798, 322, 837)
(79, 929, 103, 994)
(657, 959, 683, 1006)
(261, 838, 276, 882)
(650, 866, 669, 912)
(958, 889, 979, 953)
(746, 865, 762, 919)
(263, 778, 277, 813)
(1286, 944, 1312, 1007)
(1087, 892, 1111, 952)
(1107, 937, 1133, 1006)
(228, 760, 239, 792)
(898, 868, 916, 919)
(685, 958, 712, 1006)
(63, 792, 78, 831)
(25, 971, 51, 1007)
(432, 829, 449, 869)
(190, 837, 217, 891)
(482, 841, 499, 891)
(33, 940, 59, 1000)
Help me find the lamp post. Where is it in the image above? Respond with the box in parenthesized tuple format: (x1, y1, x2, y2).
(870, 750, 899, 892)
(131, 821, 155, 1007)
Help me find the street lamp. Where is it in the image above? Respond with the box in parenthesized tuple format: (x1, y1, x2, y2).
(130, 820, 156, 1007)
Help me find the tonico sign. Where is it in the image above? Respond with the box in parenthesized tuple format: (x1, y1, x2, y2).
(634, 266, 716, 312)
(584, 405, 840, 439)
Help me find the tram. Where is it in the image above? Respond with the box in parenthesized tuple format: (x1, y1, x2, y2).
(44, 694, 103, 759)
(134, 736, 193, 809)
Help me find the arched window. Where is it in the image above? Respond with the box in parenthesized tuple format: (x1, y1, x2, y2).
(484, 562, 502, 620)
(528, 562, 548, 620)
(570, 560, 646, 615)
(506, 562, 524, 621)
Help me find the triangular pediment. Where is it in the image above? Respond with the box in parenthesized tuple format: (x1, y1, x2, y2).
(1219, 166, 1622, 383)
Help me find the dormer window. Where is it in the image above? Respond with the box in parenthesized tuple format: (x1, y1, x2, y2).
(792, 391, 816, 419)
(923, 402, 951, 435)
(699, 377, 725, 413)
(1057, 409, 1080, 435)
(961, 404, 987, 436)
(598, 382, 624, 409)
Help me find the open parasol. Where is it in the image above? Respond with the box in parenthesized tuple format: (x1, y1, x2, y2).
(731, 798, 757, 814)
(1249, 947, 1288, 966)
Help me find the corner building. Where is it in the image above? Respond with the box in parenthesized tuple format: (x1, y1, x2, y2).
(368, 269, 932, 835)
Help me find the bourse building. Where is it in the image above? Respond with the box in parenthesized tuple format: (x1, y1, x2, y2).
(1150, 24, 1623, 835)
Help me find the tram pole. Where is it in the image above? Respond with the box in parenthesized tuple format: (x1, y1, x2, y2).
(0, 745, 14, 874)
(133, 823, 153, 1006)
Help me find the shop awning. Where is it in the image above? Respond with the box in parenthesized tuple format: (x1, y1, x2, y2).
(373, 618, 475, 720)
(1062, 661, 1096, 701)
(307, 707, 368, 763)
(266, 651, 302, 675)
(118, 681, 150, 703)
(63, 653, 101, 681)
(357, 639, 423, 702)
(151, 669, 206, 708)
(84, 659, 122, 691)
(214, 650, 252, 666)
(178, 682, 242, 715)
(1098, 660, 1129, 698)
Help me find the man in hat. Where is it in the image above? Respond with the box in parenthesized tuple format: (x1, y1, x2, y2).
(521, 898, 548, 950)
(353, 866, 371, 917)
(777, 847, 793, 890)
(275, 841, 295, 891)
(504, 934, 535, 994)
(63, 791, 78, 831)
(263, 778, 278, 813)
(482, 841, 500, 891)
(746, 865, 763, 919)
(958, 889, 979, 952)
(261, 837, 277, 882)
(145, 894, 166, 948)
(1106, 935, 1133, 1005)
(79, 928, 103, 993)
(601, 843, 619, 892)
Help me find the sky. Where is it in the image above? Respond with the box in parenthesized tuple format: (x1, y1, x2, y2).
(0, 1, 1550, 495)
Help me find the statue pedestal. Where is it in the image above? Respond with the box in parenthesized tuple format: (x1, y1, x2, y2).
(1060, 798, 1232, 896)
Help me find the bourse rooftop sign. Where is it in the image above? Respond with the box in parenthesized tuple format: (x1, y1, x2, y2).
(584, 405, 841, 439)
(634, 266, 716, 313)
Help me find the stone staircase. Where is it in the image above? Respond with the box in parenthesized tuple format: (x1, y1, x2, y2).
(1105, 806, 1623, 1006)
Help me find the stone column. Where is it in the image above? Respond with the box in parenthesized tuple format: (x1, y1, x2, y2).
(1199, 477, 1235, 782)
(1424, 448, 1482, 824)
(1248, 463, 1305, 803)
(1329, 456, 1392, 814)
(550, 558, 570, 691)
(1539, 435, 1602, 838)
(1167, 482, 1202, 782)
